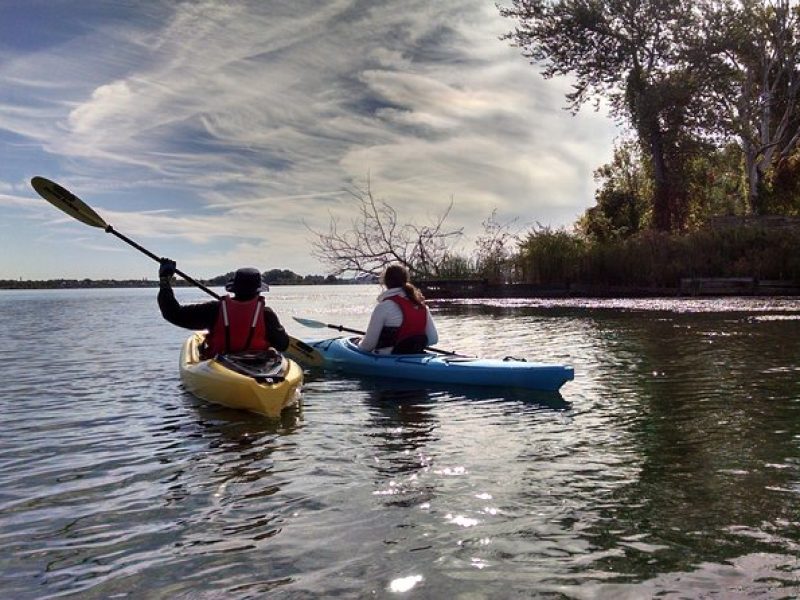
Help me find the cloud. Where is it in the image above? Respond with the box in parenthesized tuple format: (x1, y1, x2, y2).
(0, 191, 42, 209)
(0, 0, 619, 279)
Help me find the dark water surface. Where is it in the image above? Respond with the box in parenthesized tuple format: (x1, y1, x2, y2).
(1, 287, 798, 598)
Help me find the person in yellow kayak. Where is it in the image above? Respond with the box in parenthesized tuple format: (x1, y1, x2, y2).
(358, 264, 439, 354)
(157, 260, 290, 358)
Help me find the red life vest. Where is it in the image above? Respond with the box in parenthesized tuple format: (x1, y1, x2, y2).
(387, 294, 427, 343)
(203, 296, 269, 357)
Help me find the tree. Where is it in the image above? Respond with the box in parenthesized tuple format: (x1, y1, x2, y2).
(716, 0, 800, 213)
(472, 210, 521, 282)
(500, 0, 719, 230)
(578, 139, 651, 241)
(262, 269, 302, 284)
(308, 177, 463, 278)
(516, 225, 586, 284)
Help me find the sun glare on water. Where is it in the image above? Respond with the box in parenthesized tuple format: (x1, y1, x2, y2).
(389, 574, 424, 593)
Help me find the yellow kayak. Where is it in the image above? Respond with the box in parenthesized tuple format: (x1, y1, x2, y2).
(179, 333, 303, 417)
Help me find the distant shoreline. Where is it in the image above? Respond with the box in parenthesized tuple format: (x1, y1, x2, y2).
(0, 279, 373, 290)
(5, 277, 800, 299)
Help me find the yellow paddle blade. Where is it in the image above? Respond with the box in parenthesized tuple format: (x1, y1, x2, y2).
(31, 176, 107, 228)
(285, 337, 325, 368)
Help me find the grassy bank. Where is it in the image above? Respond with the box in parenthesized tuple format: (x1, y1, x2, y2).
(509, 225, 800, 288)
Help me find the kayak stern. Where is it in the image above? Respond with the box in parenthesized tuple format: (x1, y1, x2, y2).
(179, 333, 303, 417)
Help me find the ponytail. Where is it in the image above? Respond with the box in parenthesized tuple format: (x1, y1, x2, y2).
(403, 282, 426, 308)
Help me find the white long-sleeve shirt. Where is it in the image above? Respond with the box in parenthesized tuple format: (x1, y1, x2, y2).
(358, 287, 439, 354)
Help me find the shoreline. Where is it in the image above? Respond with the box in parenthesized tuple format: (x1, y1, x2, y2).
(417, 278, 800, 299)
(0, 280, 372, 291)
(4, 278, 799, 298)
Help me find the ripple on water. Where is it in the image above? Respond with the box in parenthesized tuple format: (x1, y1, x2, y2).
(2, 289, 800, 598)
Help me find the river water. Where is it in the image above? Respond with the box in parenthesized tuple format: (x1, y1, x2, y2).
(1, 286, 798, 598)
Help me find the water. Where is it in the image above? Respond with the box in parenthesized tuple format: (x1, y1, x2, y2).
(1, 286, 799, 598)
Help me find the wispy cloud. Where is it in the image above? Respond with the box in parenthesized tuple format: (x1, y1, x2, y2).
(0, 0, 618, 278)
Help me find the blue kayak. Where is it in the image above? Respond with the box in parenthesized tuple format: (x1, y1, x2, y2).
(286, 336, 574, 392)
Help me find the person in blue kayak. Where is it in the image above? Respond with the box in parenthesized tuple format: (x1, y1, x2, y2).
(358, 264, 439, 354)
(157, 260, 290, 358)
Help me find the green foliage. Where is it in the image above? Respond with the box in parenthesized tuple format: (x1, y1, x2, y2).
(762, 153, 800, 215)
(517, 225, 800, 287)
(582, 140, 749, 242)
(207, 269, 348, 287)
(720, 0, 800, 214)
(500, 0, 800, 225)
(207, 272, 233, 287)
(435, 254, 475, 279)
(517, 226, 586, 284)
(682, 144, 747, 226)
(0, 279, 164, 290)
(582, 231, 688, 286)
(501, 0, 727, 231)
(579, 140, 651, 241)
(262, 268, 302, 285)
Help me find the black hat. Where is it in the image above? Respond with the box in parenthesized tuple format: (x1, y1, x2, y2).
(225, 267, 266, 295)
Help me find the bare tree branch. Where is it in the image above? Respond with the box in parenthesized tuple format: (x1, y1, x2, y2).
(307, 178, 463, 278)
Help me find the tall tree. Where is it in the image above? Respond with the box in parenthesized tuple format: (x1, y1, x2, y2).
(500, 0, 715, 230)
(717, 0, 800, 213)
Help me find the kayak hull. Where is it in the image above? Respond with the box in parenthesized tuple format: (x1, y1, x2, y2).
(179, 333, 303, 417)
(288, 337, 573, 392)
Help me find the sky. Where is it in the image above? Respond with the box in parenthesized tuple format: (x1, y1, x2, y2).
(0, 0, 619, 280)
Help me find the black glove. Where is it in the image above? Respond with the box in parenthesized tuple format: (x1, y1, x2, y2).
(159, 258, 176, 280)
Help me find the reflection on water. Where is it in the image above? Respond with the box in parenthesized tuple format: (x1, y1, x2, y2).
(0, 288, 799, 598)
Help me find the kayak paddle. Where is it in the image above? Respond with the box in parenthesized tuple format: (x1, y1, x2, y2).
(30, 176, 323, 365)
(292, 316, 460, 356)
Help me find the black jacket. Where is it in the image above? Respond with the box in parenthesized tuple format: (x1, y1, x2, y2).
(157, 284, 290, 351)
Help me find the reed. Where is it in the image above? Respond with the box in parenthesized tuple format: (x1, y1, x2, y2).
(517, 226, 800, 286)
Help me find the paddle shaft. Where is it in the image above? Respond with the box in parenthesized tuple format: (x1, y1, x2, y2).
(104, 225, 220, 300)
(322, 322, 457, 356)
(323, 322, 366, 336)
